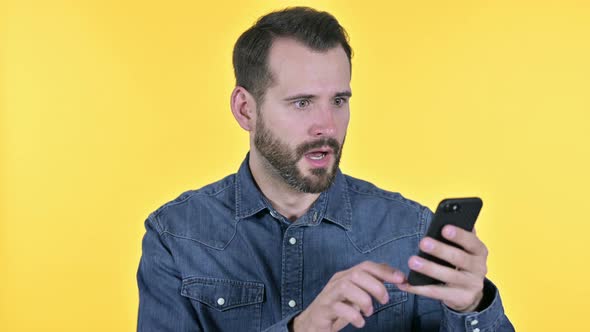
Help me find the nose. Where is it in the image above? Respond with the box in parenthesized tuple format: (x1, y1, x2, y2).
(308, 104, 336, 137)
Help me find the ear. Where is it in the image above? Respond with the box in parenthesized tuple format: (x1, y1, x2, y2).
(230, 86, 257, 131)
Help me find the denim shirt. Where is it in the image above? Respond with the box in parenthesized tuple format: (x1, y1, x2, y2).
(137, 155, 514, 331)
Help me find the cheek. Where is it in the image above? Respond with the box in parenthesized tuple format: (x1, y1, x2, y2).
(265, 115, 307, 145)
(264, 111, 294, 132)
(336, 111, 350, 136)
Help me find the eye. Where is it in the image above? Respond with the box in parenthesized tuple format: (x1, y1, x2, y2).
(333, 97, 348, 106)
(294, 99, 310, 109)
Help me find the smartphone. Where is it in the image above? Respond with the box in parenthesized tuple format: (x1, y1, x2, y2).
(407, 197, 483, 286)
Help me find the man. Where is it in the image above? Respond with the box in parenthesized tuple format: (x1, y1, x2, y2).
(137, 7, 514, 331)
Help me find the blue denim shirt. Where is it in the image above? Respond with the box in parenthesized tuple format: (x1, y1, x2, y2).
(137, 155, 514, 331)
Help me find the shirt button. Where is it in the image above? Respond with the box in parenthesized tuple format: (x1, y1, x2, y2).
(289, 237, 297, 245)
(270, 210, 278, 218)
(217, 298, 225, 306)
(473, 328, 480, 332)
(313, 211, 318, 222)
(471, 319, 479, 326)
(288, 300, 297, 308)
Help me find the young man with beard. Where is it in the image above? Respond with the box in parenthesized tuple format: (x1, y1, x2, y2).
(137, 7, 515, 332)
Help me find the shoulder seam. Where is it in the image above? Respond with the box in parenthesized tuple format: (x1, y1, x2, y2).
(153, 176, 235, 220)
(347, 185, 423, 213)
(418, 206, 432, 237)
(147, 213, 164, 235)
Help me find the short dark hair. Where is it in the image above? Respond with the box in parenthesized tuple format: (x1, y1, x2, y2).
(232, 7, 352, 104)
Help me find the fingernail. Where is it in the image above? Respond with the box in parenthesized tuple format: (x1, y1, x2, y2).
(443, 226, 456, 238)
(410, 257, 423, 269)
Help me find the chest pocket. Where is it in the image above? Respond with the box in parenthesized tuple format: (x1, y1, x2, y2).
(342, 284, 408, 331)
(181, 277, 265, 331)
(373, 283, 407, 313)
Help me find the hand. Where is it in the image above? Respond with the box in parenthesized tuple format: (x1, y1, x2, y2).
(392, 225, 488, 312)
(292, 261, 400, 332)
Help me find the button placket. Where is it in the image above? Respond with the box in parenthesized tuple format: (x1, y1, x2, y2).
(467, 316, 479, 332)
(280, 227, 303, 317)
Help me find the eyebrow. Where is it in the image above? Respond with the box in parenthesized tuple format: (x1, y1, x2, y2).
(283, 91, 352, 102)
(335, 91, 352, 98)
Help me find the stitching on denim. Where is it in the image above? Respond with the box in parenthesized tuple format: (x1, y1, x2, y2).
(344, 230, 366, 253)
(419, 206, 431, 237)
(322, 175, 353, 229)
(368, 231, 420, 252)
(202, 176, 235, 196)
(235, 170, 266, 219)
(182, 276, 265, 288)
(279, 227, 295, 317)
(372, 286, 408, 314)
(240, 203, 267, 218)
(488, 313, 508, 331)
(297, 229, 304, 313)
(347, 187, 424, 214)
(180, 278, 265, 310)
(346, 231, 420, 254)
(182, 294, 263, 311)
(162, 227, 236, 250)
(256, 301, 262, 331)
(235, 171, 242, 219)
(149, 214, 164, 235)
(153, 178, 234, 220)
(152, 193, 193, 219)
(343, 176, 353, 228)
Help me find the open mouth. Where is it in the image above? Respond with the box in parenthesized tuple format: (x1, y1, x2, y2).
(303, 147, 333, 166)
(306, 151, 328, 160)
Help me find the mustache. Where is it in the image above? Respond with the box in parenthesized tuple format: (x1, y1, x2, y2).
(295, 137, 341, 159)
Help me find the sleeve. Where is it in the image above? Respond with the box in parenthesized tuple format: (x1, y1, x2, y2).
(136, 214, 202, 332)
(412, 206, 515, 332)
(440, 279, 515, 332)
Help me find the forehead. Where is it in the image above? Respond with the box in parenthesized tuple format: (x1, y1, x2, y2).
(266, 38, 351, 95)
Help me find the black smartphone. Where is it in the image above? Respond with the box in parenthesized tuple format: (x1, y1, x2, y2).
(407, 197, 483, 286)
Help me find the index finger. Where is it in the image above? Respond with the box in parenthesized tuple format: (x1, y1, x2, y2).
(442, 225, 488, 257)
(347, 262, 404, 304)
(356, 261, 405, 285)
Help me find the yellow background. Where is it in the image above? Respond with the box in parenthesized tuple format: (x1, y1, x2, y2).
(2, 0, 589, 331)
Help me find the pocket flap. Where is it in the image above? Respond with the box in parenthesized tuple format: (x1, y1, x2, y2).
(373, 283, 408, 313)
(181, 277, 264, 311)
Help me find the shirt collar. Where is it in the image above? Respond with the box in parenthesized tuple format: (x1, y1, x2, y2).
(234, 153, 268, 220)
(234, 153, 353, 230)
(322, 168, 352, 230)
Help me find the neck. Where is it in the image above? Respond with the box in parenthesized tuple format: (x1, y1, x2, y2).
(249, 150, 320, 221)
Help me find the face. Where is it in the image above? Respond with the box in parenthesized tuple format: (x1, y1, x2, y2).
(253, 38, 351, 193)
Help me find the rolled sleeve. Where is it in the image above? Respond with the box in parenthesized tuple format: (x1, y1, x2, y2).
(441, 279, 515, 332)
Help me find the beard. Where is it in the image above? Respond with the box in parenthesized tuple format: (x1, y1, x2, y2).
(254, 113, 344, 194)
